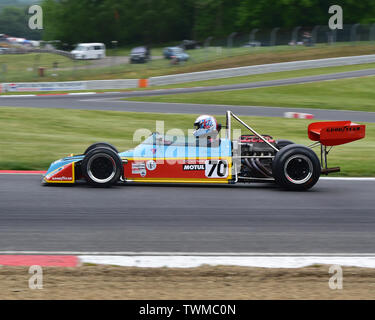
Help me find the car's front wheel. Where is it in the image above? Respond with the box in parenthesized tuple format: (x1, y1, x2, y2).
(84, 142, 119, 155)
(272, 144, 321, 191)
(82, 147, 122, 187)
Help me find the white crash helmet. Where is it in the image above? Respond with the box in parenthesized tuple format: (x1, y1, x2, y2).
(193, 115, 220, 138)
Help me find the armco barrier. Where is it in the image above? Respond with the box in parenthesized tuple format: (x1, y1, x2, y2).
(85, 79, 139, 90)
(2, 79, 139, 92)
(148, 54, 375, 86)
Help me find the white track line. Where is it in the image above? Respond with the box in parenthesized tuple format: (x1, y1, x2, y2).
(2, 252, 375, 268)
(79, 255, 375, 268)
(67, 92, 96, 95)
(0, 95, 36, 98)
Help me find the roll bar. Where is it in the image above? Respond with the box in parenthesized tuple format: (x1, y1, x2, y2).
(225, 111, 279, 152)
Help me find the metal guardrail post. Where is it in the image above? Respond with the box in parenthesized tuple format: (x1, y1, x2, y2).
(250, 28, 259, 43)
(111, 40, 118, 71)
(370, 23, 375, 42)
(312, 25, 320, 45)
(204, 36, 213, 48)
(204, 36, 213, 59)
(291, 26, 301, 45)
(351, 23, 360, 44)
(227, 32, 237, 56)
(327, 29, 337, 45)
(249, 28, 259, 49)
(270, 27, 279, 47)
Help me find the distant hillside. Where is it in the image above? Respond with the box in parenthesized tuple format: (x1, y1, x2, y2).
(0, 0, 41, 11)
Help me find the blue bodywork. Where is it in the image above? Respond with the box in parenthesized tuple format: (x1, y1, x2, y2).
(45, 155, 84, 178)
(119, 134, 232, 159)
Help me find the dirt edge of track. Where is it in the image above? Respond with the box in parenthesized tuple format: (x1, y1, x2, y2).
(1, 264, 374, 299)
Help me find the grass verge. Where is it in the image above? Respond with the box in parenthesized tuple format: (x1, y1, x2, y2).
(0, 108, 373, 176)
(127, 76, 375, 112)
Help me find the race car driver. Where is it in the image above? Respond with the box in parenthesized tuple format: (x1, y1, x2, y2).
(193, 115, 222, 147)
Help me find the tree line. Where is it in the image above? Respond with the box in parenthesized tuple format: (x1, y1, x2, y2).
(3, 0, 375, 45)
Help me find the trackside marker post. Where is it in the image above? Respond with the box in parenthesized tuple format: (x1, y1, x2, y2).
(138, 79, 149, 88)
(284, 112, 314, 119)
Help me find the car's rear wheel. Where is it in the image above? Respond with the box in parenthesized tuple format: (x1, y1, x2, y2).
(272, 144, 321, 191)
(82, 147, 122, 187)
(276, 139, 295, 150)
(84, 142, 118, 155)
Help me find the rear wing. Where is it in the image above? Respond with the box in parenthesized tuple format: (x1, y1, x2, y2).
(307, 121, 366, 175)
(308, 121, 366, 146)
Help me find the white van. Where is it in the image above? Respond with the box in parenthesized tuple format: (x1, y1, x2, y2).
(71, 43, 106, 60)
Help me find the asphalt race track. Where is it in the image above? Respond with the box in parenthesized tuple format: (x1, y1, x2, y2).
(0, 174, 374, 253)
(0, 69, 374, 254)
(0, 69, 375, 122)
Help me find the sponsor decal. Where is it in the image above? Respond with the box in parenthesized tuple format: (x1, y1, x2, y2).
(326, 126, 361, 133)
(183, 164, 205, 171)
(146, 160, 157, 171)
(5, 82, 86, 92)
(132, 162, 147, 177)
(205, 160, 229, 178)
(51, 176, 73, 181)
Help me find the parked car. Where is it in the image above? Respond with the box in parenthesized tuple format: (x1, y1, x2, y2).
(180, 40, 201, 50)
(0, 47, 9, 54)
(243, 41, 261, 47)
(163, 47, 189, 61)
(71, 43, 106, 60)
(130, 46, 151, 64)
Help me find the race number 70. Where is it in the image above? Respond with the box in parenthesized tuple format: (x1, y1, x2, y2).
(205, 160, 229, 178)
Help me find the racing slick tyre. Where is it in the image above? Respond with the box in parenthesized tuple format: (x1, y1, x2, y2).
(276, 140, 295, 150)
(272, 144, 321, 191)
(82, 147, 122, 187)
(84, 142, 119, 155)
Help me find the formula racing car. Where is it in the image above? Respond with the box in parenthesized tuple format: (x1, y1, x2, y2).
(44, 111, 366, 190)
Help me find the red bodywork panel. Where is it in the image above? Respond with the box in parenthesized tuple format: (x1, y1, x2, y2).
(123, 158, 231, 183)
(308, 121, 366, 146)
(44, 162, 75, 183)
